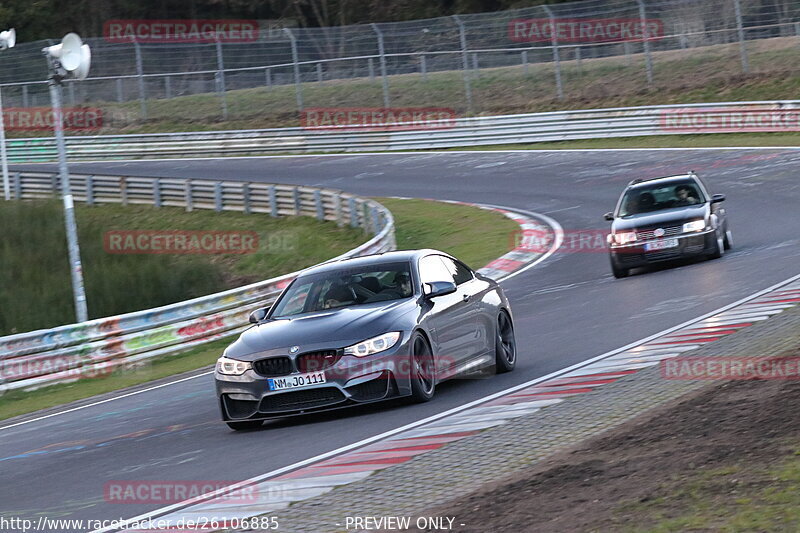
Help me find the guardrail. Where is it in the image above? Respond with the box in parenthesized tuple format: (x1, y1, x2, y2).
(0, 172, 396, 393)
(7, 100, 800, 163)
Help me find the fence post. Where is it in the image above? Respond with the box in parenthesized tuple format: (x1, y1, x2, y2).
(86, 175, 94, 206)
(371, 24, 391, 108)
(368, 57, 375, 81)
(265, 68, 272, 90)
(316, 63, 324, 85)
(214, 182, 223, 211)
(164, 76, 171, 99)
(575, 46, 582, 76)
(185, 180, 193, 212)
(115, 78, 123, 102)
(22, 85, 29, 107)
(636, 0, 655, 85)
(733, 0, 750, 73)
(284, 28, 304, 112)
(472, 53, 479, 78)
(314, 189, 324, 220)
(542, 5, 564, 100)
(452, 15, 474, 116)
(153, 178, 162, 207)
(268, 184, 278, 217)
(522, 50, 529, 75)
(242, 183, 251, 214)
(349, 197, 358, 228)
(420, 54, 428, 81)
(215, 39, 228, 120)
(132, 39, 147, 120)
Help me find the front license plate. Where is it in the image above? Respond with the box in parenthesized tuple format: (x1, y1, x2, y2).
(645, 238, 679, 251)
(268, 371, 326, 391)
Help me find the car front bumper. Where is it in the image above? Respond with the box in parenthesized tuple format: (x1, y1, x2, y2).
(215, 334, 415, 421)
(608, 228, 717, 269)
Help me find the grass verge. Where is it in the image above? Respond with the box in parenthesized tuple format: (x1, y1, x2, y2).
(0, 200, 366, 335)
(0, 197, 519, 421)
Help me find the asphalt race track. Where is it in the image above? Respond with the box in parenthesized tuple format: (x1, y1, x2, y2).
(3, 149, 800, 529)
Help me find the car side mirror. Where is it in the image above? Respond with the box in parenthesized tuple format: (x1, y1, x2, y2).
(711, 194, 726, 203)
(248, 306, 271, 324)
(423, 281, 457, 298)
(604, 212, 614, 221)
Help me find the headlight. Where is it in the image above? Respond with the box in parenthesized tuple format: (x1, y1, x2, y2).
(614, 231, 637, 245)
(682, 220, 706, 233)
(344, 332, 401, 357)
(216, 356, 252, 376)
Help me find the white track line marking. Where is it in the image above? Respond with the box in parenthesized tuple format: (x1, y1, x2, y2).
(93, 271, 800, 532)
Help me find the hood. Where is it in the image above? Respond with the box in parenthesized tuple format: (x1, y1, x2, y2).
(225, 299, 418, 360)
(613, 204, 708, 232)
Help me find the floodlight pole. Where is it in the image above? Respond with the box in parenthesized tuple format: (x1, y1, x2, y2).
(0, 86, 9, 201)
(47, 66, 88, 323)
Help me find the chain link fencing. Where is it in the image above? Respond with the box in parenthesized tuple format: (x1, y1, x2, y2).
(0, 0, 799, 130)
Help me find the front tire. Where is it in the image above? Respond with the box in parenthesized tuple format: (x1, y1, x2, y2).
(610, 255, 629, 279)
(724, 229, 733, 250)
(709, 233, 725, 259)
(226, 420, 263, 431)
(494, 312, 516, 373)
(408, 333, 435, 403)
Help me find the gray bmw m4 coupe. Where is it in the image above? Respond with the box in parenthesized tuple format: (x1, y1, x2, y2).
(215, 249, 516, 430)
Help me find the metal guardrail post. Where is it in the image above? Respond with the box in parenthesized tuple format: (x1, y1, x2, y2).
(185, 180, 193, 212)
(215, 39, 228, 121)
(242, 183, 251, 214)
(268, 185, 277, 217)
(371, 24, 391, 108)
(334, 194, 343, 226)
(349, 197, 358, 228)
(733, 0, 750, 73)
(314, 189, 323, 220)
(452, 15, 474, 116)
(542, 5, 564, 100)
(86, 175, 94, 206)
(153, 178, 162, 207)
(283, 28, 304, 112)
(293, 186, 301, 215)
(214, 182, 223, 212)
(132, 39, 147, 121)
(636, 0, 655, 85)
(13, 172, 21, 200)
(120, 177, 128, 206)
(370, 207, 380, 235)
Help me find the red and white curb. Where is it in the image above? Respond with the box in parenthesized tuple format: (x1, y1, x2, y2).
(104, 274, 800, 532)
(389, 197, 558, 281)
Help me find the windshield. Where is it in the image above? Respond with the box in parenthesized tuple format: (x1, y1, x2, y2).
(618, 180, 706, 217)
(271, 261, 414, 318)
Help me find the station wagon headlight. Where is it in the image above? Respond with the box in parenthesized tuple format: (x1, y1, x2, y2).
(217, 356, 252, 376)
(614, 231, 637, 245)
(344, 332, 401, 357)
(682, 220, 706, 233)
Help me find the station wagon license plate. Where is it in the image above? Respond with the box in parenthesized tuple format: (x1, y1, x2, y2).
(644, 238, 679, 251)
(268, 371, 326, 391)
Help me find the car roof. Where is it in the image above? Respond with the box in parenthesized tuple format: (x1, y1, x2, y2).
(626, 174, 699, 189)
(298, 249, 446, 277)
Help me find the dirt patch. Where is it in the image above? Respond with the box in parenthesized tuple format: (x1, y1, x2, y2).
(417, 350, 800, 532)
